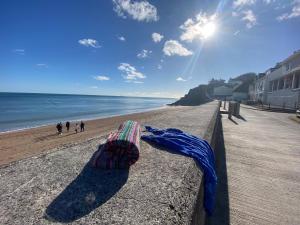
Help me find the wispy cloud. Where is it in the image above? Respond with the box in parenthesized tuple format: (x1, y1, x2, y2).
(90, 86, 98, 89)
(36, 63, 48, 68)
(232, 0, 274, 13)
(118, 36, 126, 41)
(277, 0, 300, 21)
(242, 10, 257, 28)
(13, 49, 25, 55)
(93, 75, 110, 81)
(179, 12, 217, 42)
(275, 2, 288, 10)
(78, 39, 101, 48)
(163, 40, 193, 57)
(118, 63, 146, 83)
(125, 80, 144, 84)
(232, 11, 239, 17)
(137, 49, 152, 58)
(263, 0, 273, 4)
(233, 0, 256, 9)
(152, 32, 164, 42)
(157, 58, 164, 69)
(234, 30, 240, 35)
(113, 0, 159, 22)
(176, 77, 187, 82)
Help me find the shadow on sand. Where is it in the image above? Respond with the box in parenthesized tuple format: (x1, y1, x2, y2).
(34, 133, 58, 141)
(35, 132, 77, 142)
(44, 144, 129, 223)
(206, 116, 230, 225)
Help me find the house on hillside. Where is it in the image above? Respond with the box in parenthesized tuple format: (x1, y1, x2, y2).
(213, 73, 256, 101)
(229, 73, 256, 101)
(232, 82, 250, 101)
(213, 85, 233, 100)
(255, 50, 300, 109)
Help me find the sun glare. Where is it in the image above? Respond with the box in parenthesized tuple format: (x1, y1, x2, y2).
(202, 22, 217, 39)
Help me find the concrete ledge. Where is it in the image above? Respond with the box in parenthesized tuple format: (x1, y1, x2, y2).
(0, 102, 220, 225)
(191, 102, 220, 225)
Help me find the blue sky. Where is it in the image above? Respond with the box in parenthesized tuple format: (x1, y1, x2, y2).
(0, 0, 300, 98)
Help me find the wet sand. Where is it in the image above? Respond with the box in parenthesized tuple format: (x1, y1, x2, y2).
(0, 107, 178, 167)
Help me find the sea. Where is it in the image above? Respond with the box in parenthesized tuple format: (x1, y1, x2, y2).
(0, 92, 175, 133)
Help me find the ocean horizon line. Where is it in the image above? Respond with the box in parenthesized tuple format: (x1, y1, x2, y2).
(0, 91, 177, 100)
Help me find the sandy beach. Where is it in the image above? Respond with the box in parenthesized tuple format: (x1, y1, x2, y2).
(0, 106, 179, 167)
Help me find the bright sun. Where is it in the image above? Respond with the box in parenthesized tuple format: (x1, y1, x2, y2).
(202, 22, 217, 39)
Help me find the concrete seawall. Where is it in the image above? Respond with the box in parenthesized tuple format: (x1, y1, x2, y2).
(0, 101, 220, 225)
(191, 101, 220, 225)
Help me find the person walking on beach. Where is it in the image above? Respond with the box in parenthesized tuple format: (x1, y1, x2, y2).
(75, 123, 79, 133)
(56, 122, 62, 135)
(56, 123, 60, 134)
(59, 122, 63, 134)
(80, 121, 85, 132)
(66, 121, 70, 132)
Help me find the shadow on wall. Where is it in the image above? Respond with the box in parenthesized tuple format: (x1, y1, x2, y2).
(206, 116, 230, 225)
(44, 144, 129, 223)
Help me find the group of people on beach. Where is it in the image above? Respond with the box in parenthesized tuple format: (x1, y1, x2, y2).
(56, 121, 85, 135)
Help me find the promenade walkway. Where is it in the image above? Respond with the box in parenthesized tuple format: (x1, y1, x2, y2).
(207, 105, 300, 225)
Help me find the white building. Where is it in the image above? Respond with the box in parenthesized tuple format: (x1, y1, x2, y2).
(266, 50, 300, 109)
(248, 83, 255, 101)
(213, 85, 233, 98)
(232, 82, 250, 101)
(254, 73, 267, 102)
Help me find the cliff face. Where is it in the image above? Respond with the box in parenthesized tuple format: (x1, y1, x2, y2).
(170, 84, 211, 106)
